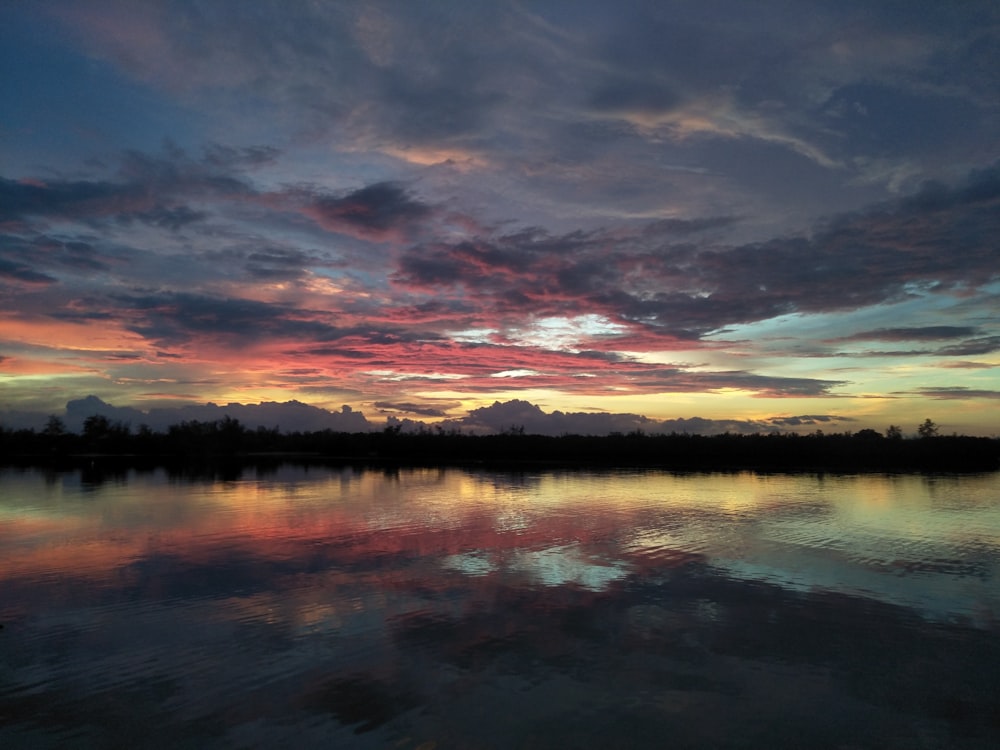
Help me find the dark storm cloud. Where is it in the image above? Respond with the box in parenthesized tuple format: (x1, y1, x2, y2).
(0, 258, 56, 285)
(686, 165, 1000, 316)
(303, 182, 432, 240)
(394, 228, 600, 303)
(241, 248, 316, 281)
(0, 175, 208, 233)
(2, 145, 435, 278)
(0, 143, 269, 231)
(394, 162, 1000, 337)
(0, 234, 113, 285)
(0, 177, 141, 223)
(31, 237, 110, 272)
(115, 292, 339, 346)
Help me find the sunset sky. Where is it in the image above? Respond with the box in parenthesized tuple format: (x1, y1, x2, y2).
(2, 0, 999, 435)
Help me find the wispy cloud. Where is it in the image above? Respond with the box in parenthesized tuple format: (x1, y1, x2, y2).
(832, 326, 980, 342)
(909, 387, 1000, 400)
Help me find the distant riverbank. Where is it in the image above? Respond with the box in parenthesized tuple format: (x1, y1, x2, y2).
(3, 422, 998, 472)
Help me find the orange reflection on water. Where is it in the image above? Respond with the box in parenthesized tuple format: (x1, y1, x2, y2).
(4, 467, 998, 627)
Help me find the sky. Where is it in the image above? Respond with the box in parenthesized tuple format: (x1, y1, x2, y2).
(1, 0, 999, 436)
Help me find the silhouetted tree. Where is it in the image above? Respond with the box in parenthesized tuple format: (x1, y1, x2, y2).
(43, 415, 66, 437)
(917, 418, 939, 438)
(83, 414, 111, 441)
(38, 415, 70, 455)
(885, 425, 903, 440)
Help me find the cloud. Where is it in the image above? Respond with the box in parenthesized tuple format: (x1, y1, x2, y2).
(396, 162, 1000, 339)
(0, 177, 147, 223)
(435, 399, 829, 436)
(911, 387, 1000, 401)
(301, 182, 432, 242)
(61, 395, 372, 433)
(938, 361, 996, 370)
(48, 0, 999, 226)
(0, 143, 265, 232)
(124, 205, 208, 231)
(820, 327, 1000, 359)
(766, 414, 857, 427)
(0, 258, 57, 285)
(115, 292, 340, 347)
(833, 326, 980, 342)
(7, 395, 836, 437)
(833, 334, 1000, 359)
(374, 401, 460, 418)
(2, 145, 992, 420)
(936, 336, 1000, 357)
(293, 336, 842, 399)
(5, 4, 998, 427)
(0, 234, 119, 294)
(641, 216, 742, 236)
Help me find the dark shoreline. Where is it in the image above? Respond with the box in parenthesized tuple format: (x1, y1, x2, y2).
(2, 430, 998, 475)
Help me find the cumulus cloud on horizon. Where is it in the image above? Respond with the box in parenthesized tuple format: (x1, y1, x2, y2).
(0, 395, 863, 439)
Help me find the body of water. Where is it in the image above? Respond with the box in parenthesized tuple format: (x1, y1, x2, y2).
(2, 464, 999, 748)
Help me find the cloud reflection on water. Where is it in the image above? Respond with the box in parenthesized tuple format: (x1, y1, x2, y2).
(1, 465, 999, 747)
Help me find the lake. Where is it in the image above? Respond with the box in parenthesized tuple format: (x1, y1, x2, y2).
(2, 464, 999, 748)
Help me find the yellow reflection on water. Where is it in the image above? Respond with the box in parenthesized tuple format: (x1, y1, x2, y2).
(3, 467, 999, 604)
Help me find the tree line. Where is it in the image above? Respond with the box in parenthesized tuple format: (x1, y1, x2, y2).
(1, 414, 996, 471)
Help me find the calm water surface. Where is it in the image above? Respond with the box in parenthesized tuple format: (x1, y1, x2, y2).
(2, 465, 999, 748)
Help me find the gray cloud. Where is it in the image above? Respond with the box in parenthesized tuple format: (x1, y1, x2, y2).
(0, 143, 263, 232)
(0, 177, 141, 223)
(937, 336, 1000, 357)
(303, 182, 432, 240)
(114, 292, 340, 347)
(3, 2, 997, 428)
(913, 387, 1000, 400)
(374, 401, 459, 418)
(625, 368, 844, 398)
(834, 326, 980, 342)
(392, 162, 1000, 339)
(49, 0, 999, 228)
(0, 258, 57, 285)
(61, 395, 371, 433)
(767, 414, 857, 427)
(436, 399, 806, 437)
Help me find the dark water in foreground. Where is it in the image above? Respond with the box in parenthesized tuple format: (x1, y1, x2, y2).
(2, 465, 999, 749)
